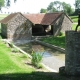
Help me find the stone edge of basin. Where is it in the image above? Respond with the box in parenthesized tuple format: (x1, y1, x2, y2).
(35, 40, 65, 53)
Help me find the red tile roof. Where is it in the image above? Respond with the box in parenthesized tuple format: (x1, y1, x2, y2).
(0, 13, 18, 24)
(0, 12, 72, 25)
(0, 12, 26, 24)
(23, 13, 63, 25)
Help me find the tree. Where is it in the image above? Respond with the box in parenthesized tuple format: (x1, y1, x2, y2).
(46, 1, 73, 15)
(75, 0, 80, 10)
(62, 2, 74, 15)
(74, 0, 80, 15)
(53, 1, 62, 11)
(47, 2, 57, 12)
(0, 0, 17, 10)
(6, 0, 17, 7)
(0, 0, 5, 10)
(40, 8, 47, 13)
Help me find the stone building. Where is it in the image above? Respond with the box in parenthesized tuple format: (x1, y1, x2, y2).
(0, 12, 73, 41)
(24, 13, 73, 36)
(0, 12, 32, 41)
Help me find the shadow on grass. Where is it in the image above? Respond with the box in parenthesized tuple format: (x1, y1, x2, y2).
(0, 71, 80, 80)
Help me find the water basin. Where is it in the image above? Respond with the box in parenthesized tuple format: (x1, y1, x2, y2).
(16, 42, 65, 61)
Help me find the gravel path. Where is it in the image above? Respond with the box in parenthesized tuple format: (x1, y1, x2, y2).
(42, 56, 65, 72)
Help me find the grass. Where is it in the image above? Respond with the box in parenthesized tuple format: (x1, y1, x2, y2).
(70, 16, 78, 23)
(40, 23, 80, 48)
(72, 24, 80, 31)
(0, 40, 34, 74)
(41, 36, 65, 48)
(40, 23, 79, 49)
(72, 24, 77, 30)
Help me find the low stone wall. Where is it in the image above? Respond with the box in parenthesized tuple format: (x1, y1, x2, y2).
(35, 40, 65, 53)
(3, 39, 32, 58)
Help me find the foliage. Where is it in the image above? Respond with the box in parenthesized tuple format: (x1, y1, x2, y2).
(6, 0, 17, 7)
(74, 0, 80, 15)
(31, 50, 43, 68)
(59, 32, 64, 36)
(74, 0, 80, 10)
(0, 0, 4, 10)
(61, 2, 74, 15)
(46, 1, 74, 15)
(47, 2, 58, 12)
(40, 8, 47, 13)
(0, 0, 17, 9)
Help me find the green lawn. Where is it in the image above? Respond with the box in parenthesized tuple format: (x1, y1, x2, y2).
(0, 40, 34, 74)
(70, 16, 78, 23)
(41, 36, 65, 48)
(72, 23, 80, 31)
(40, 23, 80, 48)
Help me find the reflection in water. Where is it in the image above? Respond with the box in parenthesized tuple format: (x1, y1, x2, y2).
(16, 42, 65, 61)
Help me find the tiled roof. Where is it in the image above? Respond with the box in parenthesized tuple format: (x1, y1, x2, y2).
(0, 13, 18, 24)
(23, 13, 63, 25)
(0, 12, 72, 25)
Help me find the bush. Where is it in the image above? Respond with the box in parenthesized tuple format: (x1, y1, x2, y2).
(31, 50, 43, 68)
(59, 32, 63, 36)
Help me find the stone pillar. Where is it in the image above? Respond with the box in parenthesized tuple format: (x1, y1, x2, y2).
(65, 30, 80, 75)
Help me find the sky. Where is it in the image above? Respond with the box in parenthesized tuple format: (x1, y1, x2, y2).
(2, 0, 75, 13)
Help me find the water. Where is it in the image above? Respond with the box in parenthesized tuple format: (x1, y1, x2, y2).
(16, 42, 65, 61)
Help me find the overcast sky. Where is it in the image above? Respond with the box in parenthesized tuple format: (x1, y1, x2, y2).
(2, 0, 75, 13)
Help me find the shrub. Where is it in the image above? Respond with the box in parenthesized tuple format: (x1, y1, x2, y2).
(59, 32, 63, 36)
(31, 50, 43, 68)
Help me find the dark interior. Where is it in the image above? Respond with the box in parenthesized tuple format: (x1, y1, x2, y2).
(32, 24, 53, 36)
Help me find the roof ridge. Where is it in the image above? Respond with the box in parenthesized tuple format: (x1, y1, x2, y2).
(0, 12, 22, 24)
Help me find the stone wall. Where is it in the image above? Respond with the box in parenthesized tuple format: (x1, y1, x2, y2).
(65, 31, 80, 75)
(61, 15, 72, 33)
(7, 13, 32, 40)
(53, 14, 64, 36)
(52, 14, 72, 36)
